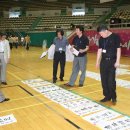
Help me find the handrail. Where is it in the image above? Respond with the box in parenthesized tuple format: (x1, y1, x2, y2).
(67, 30, 75, 39)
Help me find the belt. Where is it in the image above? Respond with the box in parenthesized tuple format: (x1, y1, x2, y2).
(103, 57, 116, 60)
(55, 51, 65, 53)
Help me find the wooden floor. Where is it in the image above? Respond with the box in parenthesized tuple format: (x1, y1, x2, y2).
(0, 47, 130, 130)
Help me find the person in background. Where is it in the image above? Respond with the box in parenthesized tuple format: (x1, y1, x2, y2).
(25, 34, 30, 50)
(8, 35, 13, 50)
(21, 36, 25, 46)
(0, 33, 10, 85)
(65, 25, 89, 87)
(14, 35, 19, 49)
(96, 24, 121, 103)
(0, 34, 10, 102)
(53, 29, 69, 83)
(0, 89, 10, 103)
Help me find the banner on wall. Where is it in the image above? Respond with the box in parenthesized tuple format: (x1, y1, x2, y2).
(68, 29, 130, 57)
(72, 3, 85, 16)
(100, 0, 114, 3)
(85, 29, 130, 57)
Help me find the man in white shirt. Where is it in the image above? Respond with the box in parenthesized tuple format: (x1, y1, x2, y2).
(21, 36, 25, 46)
(0, 33, 10, 85)
(0, 33, 10, 103)
(8, 35, 13, 50)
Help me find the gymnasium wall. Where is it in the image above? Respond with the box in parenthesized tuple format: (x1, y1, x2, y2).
(28, 32, 55, 47)
(68, 29, 130, 57)
(3, 7, 112, 18)
(26, 10, 61, 17)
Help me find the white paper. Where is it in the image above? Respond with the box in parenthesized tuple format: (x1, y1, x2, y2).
(60, 98, 106, 116)
(120, 64, 130, 68)
(40, 51, 48, 58)
(0, 114, 17, 126)
(48, 44, 55, 59)
(68, 44, 79, 56)
(83, 109, 121, 125)
(26, 81, 52, 88)
(66, 46, 74, 62)
(22, 79, 105, 116)
(34, 85, 60, 93)
(85, 70, 130, 88)
(116, 68, 130, 76)
(22, 78, 44, 84)
(72, 48, 79, 56)
(22, 78, 127, 125)
(44, 89, 81, 103)
(61, 98, 91, 108)
(72, 103, 105, 116)
(97, 116, 130, 130)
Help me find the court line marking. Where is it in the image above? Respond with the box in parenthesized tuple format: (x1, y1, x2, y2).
(1, 84, 53, 104)
(67, 82, 100, 91)
(7, 71, 22, 80)
(9, 62, 125, 91)
(9, 63, 40, 77)
(0, 103, 43, 113)
(8, 61, 130, 127)
(0, 85, 17, 88)
(79, 90, 102, 95)
(6, 70, 84, 130)
(7, 68, 102, 95)
(5, 77, 39, 83)
(22, 78, 130, 129)
(8, 62, 130, 129)
(7, 94, 53, 104)
(62, 74, 130, 91)
(8, 94, 41, 102)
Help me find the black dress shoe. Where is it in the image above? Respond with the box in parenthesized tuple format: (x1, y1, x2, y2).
(60, 78, 64, 81)
(53, 80, 56, 83)
(0, 98, 10, 103)
(64, 83, 73, 87)
(100, 98, 111, 102)
(1, 82, 7, 85)
(79, 84, 83, 87)
(112, 99, 117, 103)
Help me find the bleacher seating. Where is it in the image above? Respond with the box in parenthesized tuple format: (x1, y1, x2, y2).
(35, 15, 101, 31)
(106, 9, 130, 27)
(0, 17, 36, 32)
(0, 14, 102, 32)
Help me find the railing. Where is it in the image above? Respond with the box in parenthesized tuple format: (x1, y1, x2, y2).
(67, 30, 75, 39)
(107, 23, 130, 28)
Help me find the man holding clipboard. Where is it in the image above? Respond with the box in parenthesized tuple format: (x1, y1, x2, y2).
(65, 25, 89, 87)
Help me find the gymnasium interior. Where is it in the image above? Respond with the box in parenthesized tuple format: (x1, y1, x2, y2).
(0, 0, 130, 129)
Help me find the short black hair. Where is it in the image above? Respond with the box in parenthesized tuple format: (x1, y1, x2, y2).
(97, 24, 108, 32)
(56, 29, 64, 36)
(76, 25, 84, 32)
(0, 32, 7, 36)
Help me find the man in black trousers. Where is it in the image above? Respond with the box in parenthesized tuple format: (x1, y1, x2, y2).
(53, 29, 69, 83)
(96, 24, 121, 103)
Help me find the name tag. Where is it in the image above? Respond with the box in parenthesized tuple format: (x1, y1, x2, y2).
(102, 49, 106, 53)
(59, 48, 63, 51)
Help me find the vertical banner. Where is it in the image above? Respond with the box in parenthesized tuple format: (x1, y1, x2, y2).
(72, 3, 85, 16)
(100, 0, 114, 3)
(9, 7, 21, 18)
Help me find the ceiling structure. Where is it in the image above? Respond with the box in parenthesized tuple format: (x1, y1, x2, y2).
(0, 0, 125, 11)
